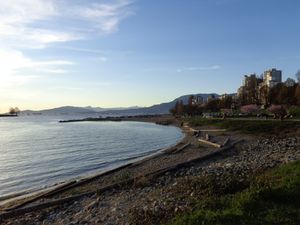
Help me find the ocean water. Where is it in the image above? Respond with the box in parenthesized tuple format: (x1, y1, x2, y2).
(0, 116, 183, 197)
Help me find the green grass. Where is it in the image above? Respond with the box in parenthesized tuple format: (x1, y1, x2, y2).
(186, 117, 300, 135)
(170, 160, 300, 225)
(289, 106, 300, 119)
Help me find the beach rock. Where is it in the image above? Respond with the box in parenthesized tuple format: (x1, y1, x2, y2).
(85, 200, 98, 211)
(2, 136, 299, 225)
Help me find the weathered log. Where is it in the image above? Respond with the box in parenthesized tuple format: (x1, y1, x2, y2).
(0, 139, 244, 221)
(198, 138, 222, 148)
(199, 129, 227, 132)
(3, 163, 133, 211)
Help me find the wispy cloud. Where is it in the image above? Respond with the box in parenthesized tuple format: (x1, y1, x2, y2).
(0, 0, 57, 24)
(0, 49, 73, 87)
(76, 0, 135, 33)
(61, 46, 106, 54)
(0, 0, 135, 87)
(0, 0, 79, 48)
(0, 0, 135, 48)
(61, 46, 133, 60)
(36, 69, 70, 74)
(176, 65, 221, 73)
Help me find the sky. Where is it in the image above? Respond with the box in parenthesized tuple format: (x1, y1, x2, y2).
(1, 0, 300, 112)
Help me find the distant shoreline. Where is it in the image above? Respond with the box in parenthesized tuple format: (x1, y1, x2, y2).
(0, 114, 18, 117)
(58, 114, 174, 126)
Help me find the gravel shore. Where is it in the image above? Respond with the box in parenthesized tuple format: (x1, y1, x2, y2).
(1, 117, 300, 225)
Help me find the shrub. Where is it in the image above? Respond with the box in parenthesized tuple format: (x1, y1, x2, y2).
(268, 105, 287, 118)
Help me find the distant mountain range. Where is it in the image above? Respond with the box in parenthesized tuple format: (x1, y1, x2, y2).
(21, 106, 142, 115)
(21, 93, 234, 116)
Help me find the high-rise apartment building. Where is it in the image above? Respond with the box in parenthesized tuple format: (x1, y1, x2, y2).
(263, 68, 282, 88)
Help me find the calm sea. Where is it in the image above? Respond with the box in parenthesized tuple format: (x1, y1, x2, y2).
(0, 115, 183, 197)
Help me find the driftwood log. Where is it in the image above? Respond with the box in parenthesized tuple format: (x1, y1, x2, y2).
(198, 138, 222, 148)
(0, 139, 243, 221)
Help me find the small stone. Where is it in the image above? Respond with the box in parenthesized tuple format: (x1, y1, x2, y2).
(85, 200, 98, 211)
(111, 207, 120, 212)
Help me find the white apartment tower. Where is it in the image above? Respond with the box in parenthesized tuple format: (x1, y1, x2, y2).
(263, 68, 282, 88)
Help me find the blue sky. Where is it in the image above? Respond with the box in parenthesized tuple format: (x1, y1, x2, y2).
(1, 0, 300, 112)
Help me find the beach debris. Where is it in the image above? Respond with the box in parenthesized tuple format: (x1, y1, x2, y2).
(205, 133, 210, 141)
(198, 139, 222, 148)
(0, 139, 246, 222)
(198, 129, 227, 132)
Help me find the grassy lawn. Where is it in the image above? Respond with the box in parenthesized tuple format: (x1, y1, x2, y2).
(170, 160, 300, 225)
(186, 117, 300, 135)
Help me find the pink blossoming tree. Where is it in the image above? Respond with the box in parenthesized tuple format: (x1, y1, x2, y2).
(240, 104, 260, 115)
